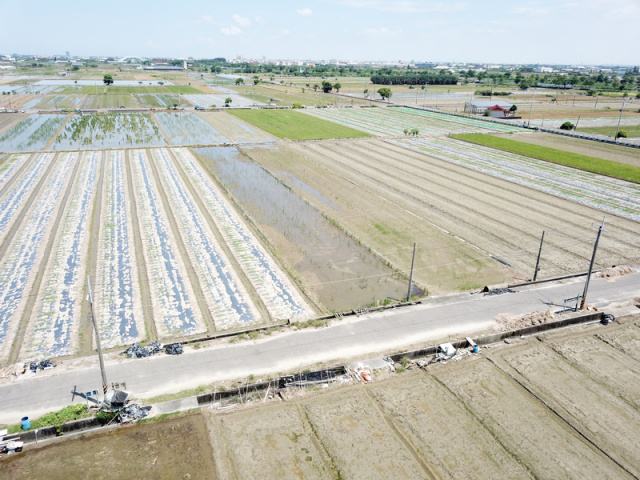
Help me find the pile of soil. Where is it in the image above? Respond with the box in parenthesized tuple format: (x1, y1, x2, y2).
(494, 310, 555, 332)
(593, 265, 635, 279)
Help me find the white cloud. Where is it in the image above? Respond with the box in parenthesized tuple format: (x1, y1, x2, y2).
(281, 29, 291, 35)
(297, 7, 313, 16)
(512, 7, 550, 16)
(233, 14, 251, 26)
(221, 26, 242, 36)
(359, 27, 401, 35)
(334, 1, 466, 14)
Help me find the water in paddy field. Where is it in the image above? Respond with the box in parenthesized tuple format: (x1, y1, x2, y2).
(195, 146, 411, 312)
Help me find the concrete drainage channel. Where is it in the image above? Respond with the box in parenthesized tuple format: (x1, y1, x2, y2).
(12, 309, 622, 447)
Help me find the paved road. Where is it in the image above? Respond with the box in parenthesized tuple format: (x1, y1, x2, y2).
(1, 272, 638, 424)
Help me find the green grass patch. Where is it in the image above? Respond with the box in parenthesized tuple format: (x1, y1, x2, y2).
(577, 125, 640, 137)
(2, 404, 91, 434)
(54, 86, 103, 95)
(229, 109, 373, 140)
(165, 85, 202, 94)
(451, 133, 640, 184)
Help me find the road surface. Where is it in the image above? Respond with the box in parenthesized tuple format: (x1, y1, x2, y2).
(1, 271, 638, 425)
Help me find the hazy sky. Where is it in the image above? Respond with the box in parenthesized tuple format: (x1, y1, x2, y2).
(1, 0, 638, 65)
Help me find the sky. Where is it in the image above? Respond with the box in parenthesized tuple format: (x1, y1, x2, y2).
(1, 0, 638, 65)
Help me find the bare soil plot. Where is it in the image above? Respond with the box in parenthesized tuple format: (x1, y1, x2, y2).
(369, 373, 529, 479)
(595, 322, 640, 362)
(495, 132, 640, 168)
(0, 413, 217, 480)
(206, 403, 330, 479)
(196, 111, 276, 143)
(251, 140, 508, 294)
(435, 358, 627, 478)
(303, 387, 428, 479)
(548, 334, 640, 409)
(498, 343, 640, 477)
(273, 138, 639, 286)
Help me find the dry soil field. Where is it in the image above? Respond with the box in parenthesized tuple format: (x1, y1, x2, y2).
(4, 315, 639, 479)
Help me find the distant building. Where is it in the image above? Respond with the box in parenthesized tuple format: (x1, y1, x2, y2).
(142, 66, 184, 71)
(534, 67, 554, 73)
(464, 100, 513, 115)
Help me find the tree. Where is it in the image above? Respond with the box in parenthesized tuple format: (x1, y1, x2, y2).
(103, 74, 114, 86)
(235, 77, 244, 85)
(560, 121, 575, 130)
(158, 81, 164, 86)
(224, 97, 232, 106)
(377, 87, 392, 100)
(253, 76, 260, 85)
(313, 84, 319, 91)
(509, 105, 518, 116)
(138, 81, 142, 86)
(321, 80, 333, 93)
(333, 82, 342, 93)
(616, 130, 628, 138)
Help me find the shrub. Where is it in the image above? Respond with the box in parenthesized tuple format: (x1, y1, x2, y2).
(560, 121, 575, 130)
(616, 130, 628, 138)
(292, 103, 302, 109)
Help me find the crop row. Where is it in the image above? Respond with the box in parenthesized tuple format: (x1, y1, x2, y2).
(174, 148, 312, 321)
(0, 153, 29, 191)
(0, 153, 52, 246)
(0, 152, 76, 361)
(24, 151, 99, 358)
(97, 150, 142, 348)
(153, 149, 258, 330)
(154, 112, 229, 145)
(0, 115, 67, 152)
(399, 137, 640, 221)
(130, 149, 202, 337)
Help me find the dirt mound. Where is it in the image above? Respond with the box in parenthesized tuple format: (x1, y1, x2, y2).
(495, 310, 555, 332)
(593, 265, 635, 279)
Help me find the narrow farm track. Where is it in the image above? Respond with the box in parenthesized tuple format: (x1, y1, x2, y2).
(289, 139, 640, 278)
(363, 140, 640, 261)
(78, 151, 105, 356)
(94, 150, 146, 349)
(0, 153, 56, 261)
(2, 152, 80, 364)
(151, 148, 258, 331)
(20, 151, 99, 360)
(166, 148, 272, 325)
(131, 149, 204, 338)
(124, 149, 157, 342)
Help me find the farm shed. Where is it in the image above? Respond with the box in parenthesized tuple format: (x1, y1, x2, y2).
(464, 100, 513, 115)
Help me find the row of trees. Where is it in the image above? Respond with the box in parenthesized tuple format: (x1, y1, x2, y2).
(369, 72, 458, 86)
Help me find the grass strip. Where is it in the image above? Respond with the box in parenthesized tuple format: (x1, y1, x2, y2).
(577, 125, 640, 137)
(2, 404, 91, 434)
(451, 133, 640, 184)
(229, 109, 373, 140)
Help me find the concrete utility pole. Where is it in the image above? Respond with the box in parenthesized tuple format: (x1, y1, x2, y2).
(527, 87, 537, 127)
(406, 243, 417, 301)
(87, 276, 108, 393)
(533, 231, 545, 281)
(579, 217, 606, 310)
(614, 98, 626, 140)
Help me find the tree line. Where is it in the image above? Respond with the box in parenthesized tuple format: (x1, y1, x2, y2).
(369, 72, 458, 85)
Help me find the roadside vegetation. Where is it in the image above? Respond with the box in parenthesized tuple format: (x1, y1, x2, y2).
(451, 133, 640, 183)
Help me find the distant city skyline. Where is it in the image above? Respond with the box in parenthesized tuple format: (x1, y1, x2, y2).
(2, 0, 639, 65)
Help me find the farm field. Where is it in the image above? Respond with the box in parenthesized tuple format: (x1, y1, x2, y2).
(14, 318, 636, 479)
(154, 112, 230, 145)
(80, 94, 138, 109)
(0, 145, 315, 365)
(196, 111, 276, 143)
(229, 109, 372, 140)
(29, 95, 84, 110)
(0, 113, 29, 136)
(134, 94, 179, 108)
(195, 146, 408, 311)
(304, 105, 523, 136)
(578, 124, 640, 138)
(184, 93, 263, 107)
(452, 133, 640, 183)
(251, 138, 640, 293)
(494, 131, 640, 168)
(53, 113, 167, 150)
(0, 114, 68, 152)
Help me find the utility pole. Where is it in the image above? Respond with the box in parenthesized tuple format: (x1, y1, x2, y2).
(87, 276, 108, 394)
(614, 98, 626, 141)
(579, 217, 606, 310)
(533, 231, 545, 281)
(406, 243, 417, 301)
(575, 115, 581, 130)
(527, 87, 537, 127)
